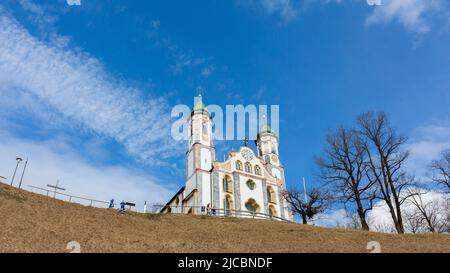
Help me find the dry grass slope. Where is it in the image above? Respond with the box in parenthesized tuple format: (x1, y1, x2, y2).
(0, 183, 449, 253)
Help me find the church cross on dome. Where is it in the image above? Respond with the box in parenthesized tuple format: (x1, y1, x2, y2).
(243, 137, 249, 147)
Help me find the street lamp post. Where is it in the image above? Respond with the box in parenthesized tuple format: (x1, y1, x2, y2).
(10, 157, 23, 186)
(18, 158, 28, 189)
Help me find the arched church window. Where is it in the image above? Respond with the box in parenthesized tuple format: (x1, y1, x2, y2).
(268, 205, 277, 218)
(224, 195, 234, 216)
(202, 122, 208, 135)
(267, 186, 276, 204)
(236, 161, 243, 171)
(271, 144, 278, 155)
(245, 162, 252, 173)
(245, 198, 260, 214)
(223, 175, 233, 193)
(264, 156, 270, 164)
(255, 165, 261, 175)
(246, 179, 256, 190)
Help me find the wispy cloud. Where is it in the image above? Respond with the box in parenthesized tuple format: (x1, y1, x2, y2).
(0, 131, 175, 210)
(201, 65, 216, 78)
(145, 19, 214, 77)
(314, 208, 351, 228)
(151, 19, 160, 30)
(253, 85, 267, 101)
(366, 0, 446, 33)
(241, 0, 342, 24)
(12, 0, 69, 38)
(243, 0, 448, 34)
(171, 47, 206, 74)
(406, 124, 450, 180)
(260, 0, 299, 23)
(17, 0, 59, 26)
(0, 8, 182, 166)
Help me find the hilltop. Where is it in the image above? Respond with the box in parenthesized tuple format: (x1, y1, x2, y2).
(0, 182, 448, 253)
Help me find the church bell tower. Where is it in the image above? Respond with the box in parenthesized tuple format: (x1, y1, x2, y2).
(256, 118, 283, 180)
(185, 94, 215, 209)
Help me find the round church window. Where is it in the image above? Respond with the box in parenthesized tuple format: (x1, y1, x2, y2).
(246, 180, 256, 190)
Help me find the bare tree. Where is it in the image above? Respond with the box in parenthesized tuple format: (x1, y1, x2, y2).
(334, 210, 366, 230)
(316, 127, 377, 230)
(283, 188, 330, 224)
(344, 210, 365, 230)
(372, 222, 397, 233)
(404, 189, 440, 233)
(357, 112, 414, 234)
(431, 150, 450, 193)
(403, 209, 424, 234)
(443, 198, 450, 233)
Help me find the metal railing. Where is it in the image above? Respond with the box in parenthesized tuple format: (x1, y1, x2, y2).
(27, 185, 110, 207)
(155, 205, 290, 222)
(15, 183, 290, 221)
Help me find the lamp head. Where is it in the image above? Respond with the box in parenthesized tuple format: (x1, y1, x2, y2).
(16, 157, 23, 163)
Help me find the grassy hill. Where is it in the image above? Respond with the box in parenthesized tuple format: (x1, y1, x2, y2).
(0, 182, 449, 253)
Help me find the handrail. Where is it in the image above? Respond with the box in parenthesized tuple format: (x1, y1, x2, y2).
(154, 204, 290, 222)
(27, 185, 109, 206)
(23, 184, 289, 220)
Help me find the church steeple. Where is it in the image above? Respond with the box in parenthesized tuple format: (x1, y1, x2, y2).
(185, 92, 215, 212)
(192, 94, 210, 116)
(188, 93, 212, 148)
(257, 114, 277, 138)
(256, 115, 279, 166)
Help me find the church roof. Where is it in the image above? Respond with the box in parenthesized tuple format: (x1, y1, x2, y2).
(258, 120, 277, 138)
(260, 124, 275, 134)
(191, 94, 210, 116)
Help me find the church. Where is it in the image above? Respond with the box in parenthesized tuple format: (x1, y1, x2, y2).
(161, 95, 292, 221)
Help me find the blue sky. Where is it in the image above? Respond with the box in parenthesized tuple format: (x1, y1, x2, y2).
(0, 0, 449, 215)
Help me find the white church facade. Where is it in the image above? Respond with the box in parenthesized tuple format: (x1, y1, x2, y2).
(161, 95, 293, 221)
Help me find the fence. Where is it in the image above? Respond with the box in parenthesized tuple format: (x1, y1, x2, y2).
(27, 185, 110, 207)
(154, 205, 290, 222)
(21, 183, 290, 221)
